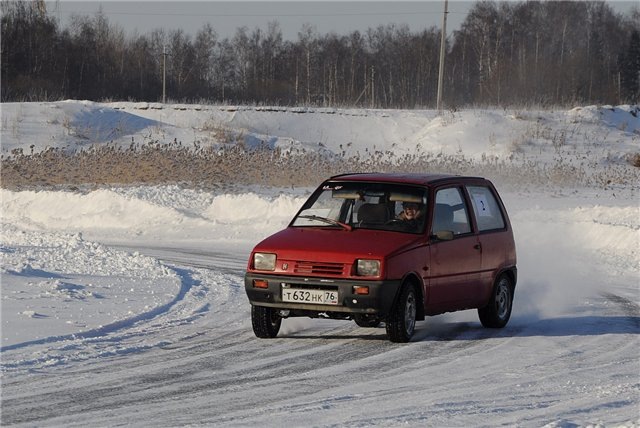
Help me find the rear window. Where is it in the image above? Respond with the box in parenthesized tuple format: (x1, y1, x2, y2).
(467, 186, 506, 231)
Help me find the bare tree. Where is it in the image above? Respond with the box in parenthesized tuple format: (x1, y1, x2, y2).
(1, 0, 636, 106)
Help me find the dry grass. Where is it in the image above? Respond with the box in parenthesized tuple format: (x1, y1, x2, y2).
(1, 141, 638, 192)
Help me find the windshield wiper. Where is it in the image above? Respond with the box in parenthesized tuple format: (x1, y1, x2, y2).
(297, 215, 352, 231)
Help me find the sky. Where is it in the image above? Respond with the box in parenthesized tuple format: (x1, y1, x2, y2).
(45, 1, 483, 40)
(45, 1, 639, 42)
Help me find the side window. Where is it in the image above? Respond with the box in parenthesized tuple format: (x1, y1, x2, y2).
(467, 186, 506, 231)
(433, 188, 472, 235)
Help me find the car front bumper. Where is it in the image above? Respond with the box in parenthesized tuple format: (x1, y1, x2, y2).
(245, 272, 402, 317)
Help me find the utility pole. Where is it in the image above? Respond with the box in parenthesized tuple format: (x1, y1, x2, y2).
(436, 0, 448, 114)
(162, 45, 167, 104)
(371, 66, 375, 108)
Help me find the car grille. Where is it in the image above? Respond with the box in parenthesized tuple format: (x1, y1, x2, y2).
(294, 261, 346, 276)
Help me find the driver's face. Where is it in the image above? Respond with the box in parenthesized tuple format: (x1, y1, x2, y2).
(403, 204, 418, 219)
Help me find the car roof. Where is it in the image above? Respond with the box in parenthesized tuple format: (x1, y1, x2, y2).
(329, 172, 486, 186)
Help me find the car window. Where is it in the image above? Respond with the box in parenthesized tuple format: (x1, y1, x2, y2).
(467, 185, 506, 231)
(292, 187, 345, 226)
(433, 187, 472, 235)
(291, 181, 427, 234)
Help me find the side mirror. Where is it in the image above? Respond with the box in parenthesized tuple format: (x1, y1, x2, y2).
(432, 230, 454, 241)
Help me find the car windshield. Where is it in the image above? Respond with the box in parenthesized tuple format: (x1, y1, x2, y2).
(291, 181, 428, 234)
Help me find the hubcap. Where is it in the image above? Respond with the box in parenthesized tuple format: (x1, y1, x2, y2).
(404, 291, 416, 335)
(495, 279, 511, 320)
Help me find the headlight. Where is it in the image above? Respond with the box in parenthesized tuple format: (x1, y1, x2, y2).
(253, 252, 276, 271)
(356, 259, 380, 277)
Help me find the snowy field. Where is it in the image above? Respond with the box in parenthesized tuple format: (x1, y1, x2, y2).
(1, 101, 639, 426)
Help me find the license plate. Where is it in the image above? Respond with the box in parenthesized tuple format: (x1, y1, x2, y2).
(281, 284, 338, 305)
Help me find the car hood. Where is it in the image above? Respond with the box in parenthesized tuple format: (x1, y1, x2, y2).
(253, 226, 422, 263)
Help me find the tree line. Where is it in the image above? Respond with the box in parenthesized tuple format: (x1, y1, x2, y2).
(2, 0, 639, 107)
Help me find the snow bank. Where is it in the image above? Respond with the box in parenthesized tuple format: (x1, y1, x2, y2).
(1, 188, 190, 232)
(1, 224, 180, 348)
(567, 105, 640, 133)
(3, 102, 637, 168)
(204, 193, 305, 225)
(1, 187, 306, 242)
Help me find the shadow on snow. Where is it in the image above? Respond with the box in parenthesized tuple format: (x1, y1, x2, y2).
(278, 314, 639, 342)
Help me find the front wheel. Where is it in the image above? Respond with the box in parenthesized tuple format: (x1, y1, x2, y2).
(478, 274, 514, 328)
(251, 306, 282, 338)
(386, 285, 417, 343)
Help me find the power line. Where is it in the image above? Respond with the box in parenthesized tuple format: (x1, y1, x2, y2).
(53, 10, 469, 19)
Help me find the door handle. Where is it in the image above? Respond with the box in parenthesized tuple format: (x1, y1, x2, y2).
(473, 243, 482, 251)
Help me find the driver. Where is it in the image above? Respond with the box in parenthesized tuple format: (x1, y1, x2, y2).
(396, 201, 424, 231)
(399, 202, 421, 221)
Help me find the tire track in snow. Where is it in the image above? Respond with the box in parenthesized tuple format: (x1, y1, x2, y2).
(0, 265, 198, 369)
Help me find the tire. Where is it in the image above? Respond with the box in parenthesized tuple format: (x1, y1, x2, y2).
(251, 305, 282, 338)
(478, 274, 514, 328)
(386, 284, 417, 343)
(354, 314, 381, 328)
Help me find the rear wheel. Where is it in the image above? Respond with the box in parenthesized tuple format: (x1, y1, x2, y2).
(478, 274, 513, 328)
(386, 284, 417, 343)
(251, 306, 282, 338)
(354, 314, 381, 328)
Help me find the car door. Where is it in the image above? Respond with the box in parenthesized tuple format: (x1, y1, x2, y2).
(466, 183, 512, 304)
(426, 186, 482, 313)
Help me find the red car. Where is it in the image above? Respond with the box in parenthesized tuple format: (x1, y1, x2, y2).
(245, 173, 517, 342)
